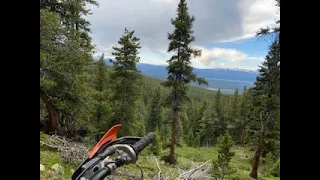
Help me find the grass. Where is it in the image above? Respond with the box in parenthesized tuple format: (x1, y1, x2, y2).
(40, 132, 279, 179)
(40, 132, 78, 180)
(40, 146, 79, 180)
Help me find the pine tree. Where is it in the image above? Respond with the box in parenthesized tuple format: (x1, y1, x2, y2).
(110, 28, 142, 136)
(185, 99, 196, 146)
(271, 158, 280, 177)
(212, 132, 236, 180)
(228, 88, 239, 140)
(213, 89, 226, 143)
(193, 101, 207, 144)
(180, 107, 190, 143)
(40, 6, 94, 135)
(230, 88, 239, 119)
(93, 54, 111, 141)
(40, 0, 98, 49)
(236, 86, 249, 145)
(40, 9, 62, 134)
(249, 38, 280, 179)
(147, 88, 162, 133)
(201, 104, 215, 146)
(256, 0, 279, 42)
(134, 99, 146, 137)
(261, 152, 274, 176)
(191, 101, 214, 146)
(160, 108, 172, 148)
(150, 126, 161, 155)
(163, 0, 208, 164)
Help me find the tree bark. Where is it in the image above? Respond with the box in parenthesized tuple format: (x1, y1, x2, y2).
(40, 88, 60, 134)
(169, 46, 181, 165)
(239, 126, 245, 145)
(169, 98, 179, 164)
(249, 131, 265, 179)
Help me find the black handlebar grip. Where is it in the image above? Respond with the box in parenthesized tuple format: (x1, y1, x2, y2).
(90, 168, 110, 180)
(132, 132, 155, 154)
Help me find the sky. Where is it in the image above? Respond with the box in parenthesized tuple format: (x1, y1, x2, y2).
(86, 0, 280, 71)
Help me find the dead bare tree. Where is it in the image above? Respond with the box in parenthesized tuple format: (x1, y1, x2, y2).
(40, 134, 89, 163)
(151, 154, 162, 180)
(175, 160, 212, 180)
(250, 109, 271, 179)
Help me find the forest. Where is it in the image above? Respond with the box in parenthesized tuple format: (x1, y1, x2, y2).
(40, 0, 280, 179)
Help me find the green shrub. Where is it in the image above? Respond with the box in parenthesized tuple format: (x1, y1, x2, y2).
(271, 159, 280, 177)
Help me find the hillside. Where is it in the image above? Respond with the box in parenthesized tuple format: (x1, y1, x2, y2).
(138, 63, 258, 94)
(40, 0, 280, 179)
(106, 64, 220, 101)
(102, 59, 258, 94)
(40, 132, 279, 180)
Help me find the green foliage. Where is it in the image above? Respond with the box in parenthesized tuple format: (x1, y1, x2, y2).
(40, 149, 61, 170)
(147, 87, 162, 133)
(163, 0, 208, 164)
(230, 88, 239, 120)
(186, 131, 194, 146)
(40, 1, 279, 179)
(270, 158, 280, 177)
(40, 0, 98, 50)
(193, 133, 201, 147)
(90, 54, 112, 141)
(188, 100, 215, 147)
(135, 119, 146, 137)
(41, 135, 278, 180)
(163, 0, 208, 101)
(109, 28, 142, 136)
(256, 0, 279, 41)
(247, 39, 280, 153)
(234, 86, 250, 145)
(40, 7, 94, 135)
(248, 6, 280, 177)
(40, 131, 51, 144)
(134, 99, 147, 137)
(212, 133, 236, 180)
(159, 108, 172, 145)
(40, 149, 78, 179)
(261, 152, 274, 176)
(150, 126, 162, 155)
(213, 89, 227, 141)
(202, 103, 216, 146)
(40, 0, 99, 135)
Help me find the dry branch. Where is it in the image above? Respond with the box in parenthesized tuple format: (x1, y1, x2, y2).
(40, 134, 89, 163)
(151, 154, 162, 180)
(175, 160, 212, 180)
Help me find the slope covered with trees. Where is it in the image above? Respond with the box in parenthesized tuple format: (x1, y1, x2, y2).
(40, 0, 280, 179)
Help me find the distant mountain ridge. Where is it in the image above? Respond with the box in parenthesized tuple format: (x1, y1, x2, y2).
(136, 62, 258, 73)
(100, 58, 258, 94)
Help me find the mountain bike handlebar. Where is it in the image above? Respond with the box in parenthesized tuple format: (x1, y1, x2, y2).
(132, 132, 155, 154)
(73, 132, 155, 180)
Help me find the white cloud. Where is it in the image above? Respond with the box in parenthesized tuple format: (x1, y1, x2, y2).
(218, 0, 279, 43)
(191, 46, 264, 70)
(241, 0, 279, 38)
(86, 0, 279, 69)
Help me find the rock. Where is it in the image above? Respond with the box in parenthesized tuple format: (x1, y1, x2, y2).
(40, 164, 45, 171)
(51, 163, 63, 172)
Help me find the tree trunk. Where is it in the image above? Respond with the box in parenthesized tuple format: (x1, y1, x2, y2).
(169, 105, 178, 164)
(169, 45, 181, 165)
(250, 131, 265, 179)
(239, 126, 245, 145)
(40, 88, 60, 134)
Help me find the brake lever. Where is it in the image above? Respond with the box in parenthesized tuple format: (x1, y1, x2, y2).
(77, 144, 138, 180)
(113, 144, 138, 164)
